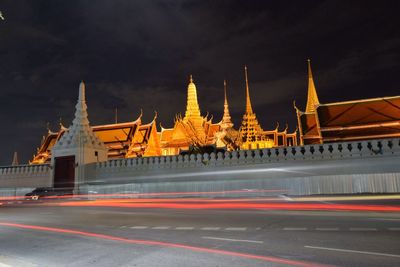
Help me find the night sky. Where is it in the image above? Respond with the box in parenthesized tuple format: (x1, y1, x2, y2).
(0, 1, 399, 164)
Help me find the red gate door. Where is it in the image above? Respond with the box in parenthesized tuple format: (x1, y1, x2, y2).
(54, 156, 75, 190)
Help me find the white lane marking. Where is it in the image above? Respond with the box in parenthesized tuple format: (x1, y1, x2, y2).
(283, 227, 307, 231)
(120, 226, 127, 228)
(175, 227, 194, 230)
(294, 194, 400, 201)
(130, 226, 148, 229)
(305, 245, 400, 258)
(279, 195, 293, 201)
(369, 218, 400, 221)
(349, 227, 377, 231)
(152, 226, 170, 230)
(225, 227, 247, 231)
(202, 236, 263, 244)
(388, 227, 400, 231)
(201, 227, 220, 231)
(315, 228, 339, 231)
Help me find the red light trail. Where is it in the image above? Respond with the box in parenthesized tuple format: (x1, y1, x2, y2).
(0, 222, 333, 267)
(51, 198, 400, 212)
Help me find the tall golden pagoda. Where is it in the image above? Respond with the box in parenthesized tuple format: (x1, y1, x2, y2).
(239, 66, 274, 149)
(159, 75, 220, 155)
(182, 75, 207, 142)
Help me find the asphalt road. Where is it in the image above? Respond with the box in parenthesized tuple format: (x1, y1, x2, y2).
(0, 198, 400, 267)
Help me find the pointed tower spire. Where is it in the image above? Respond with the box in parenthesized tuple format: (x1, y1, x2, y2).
(184, 74, 202, 120)
(79, 80, 85, 102)
(11, 151, 19, 166)
(221, 80, 234, 130)
(52, 81, 108, 194)
(244, 65, 253, 114)
(239, 65, 266, 149)
(305, 59, 320, 113)
(224, 80, 228, 106)
(53, 81, 107, 151)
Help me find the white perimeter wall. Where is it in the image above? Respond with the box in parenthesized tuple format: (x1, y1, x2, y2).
(0, 164, 51, 195)
(84, 138, 400, 196)
(1, 139, 400, 196)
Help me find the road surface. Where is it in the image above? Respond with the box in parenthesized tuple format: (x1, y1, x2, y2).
(0, 196, 399, 266)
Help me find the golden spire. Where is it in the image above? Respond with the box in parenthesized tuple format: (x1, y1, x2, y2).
(239, 65, 266, 148)
(184, 74, 201, 120)
(224, 80, 228, 106)
(221, 80, 234, 130)
(244, 65, 253, 114)
(306, 59, 320, 113)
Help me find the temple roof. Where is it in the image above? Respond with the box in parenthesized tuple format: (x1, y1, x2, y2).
(93, 122, 138, 144)
(317, 96, 400, 128)
(32, 112, 145, 163)
(159, 127, 173, 142)
(297, 95, 400, 143)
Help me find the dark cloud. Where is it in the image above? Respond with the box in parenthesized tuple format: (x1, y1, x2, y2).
(0, 0, 399, 164)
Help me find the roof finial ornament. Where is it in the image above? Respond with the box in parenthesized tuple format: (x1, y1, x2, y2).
(138, 108, 143, 120)
(46, 122, 54, 134)
(59, 117, 68, 131)
(59, 117, 63, 128)
(189, 74, 193, 83)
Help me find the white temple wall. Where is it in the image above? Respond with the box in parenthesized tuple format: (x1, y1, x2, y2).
(0, 164, 51, 195)
(83, 138, 400, 195)
(1, 138, 400, 196)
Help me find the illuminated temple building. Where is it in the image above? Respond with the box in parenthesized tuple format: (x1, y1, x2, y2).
(239, 66, 297, 149)
(295, 60, 400, 145)
(31, 70, 300, 164)
(31, 82, 162, 164)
